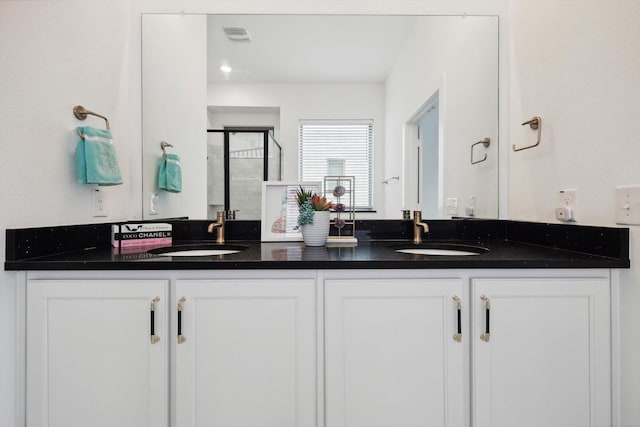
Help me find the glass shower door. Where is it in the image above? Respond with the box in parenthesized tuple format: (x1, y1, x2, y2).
(207, 129, 282, 220)
(228, 131, 265, 220)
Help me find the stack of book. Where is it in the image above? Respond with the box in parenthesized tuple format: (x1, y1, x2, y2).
(111, 223, 172, 252)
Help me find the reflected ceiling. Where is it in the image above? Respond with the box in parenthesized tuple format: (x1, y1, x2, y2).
(207, 15, 417, 83)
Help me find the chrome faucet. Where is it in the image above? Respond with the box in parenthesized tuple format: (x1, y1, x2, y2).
(207, 210, 226, 244)
(413, 210, 429, 244)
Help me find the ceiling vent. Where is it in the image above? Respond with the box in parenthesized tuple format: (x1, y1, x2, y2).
(223, 27, 251, 42)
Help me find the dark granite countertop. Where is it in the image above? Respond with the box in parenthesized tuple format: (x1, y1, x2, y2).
(4, 219, 630, 270)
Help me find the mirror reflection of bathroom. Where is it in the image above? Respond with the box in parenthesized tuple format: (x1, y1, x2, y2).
(141, 14, 498, 220)
(207, 127, 282, 220)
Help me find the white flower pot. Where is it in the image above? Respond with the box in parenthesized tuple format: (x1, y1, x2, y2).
(301, 211, 330, 246)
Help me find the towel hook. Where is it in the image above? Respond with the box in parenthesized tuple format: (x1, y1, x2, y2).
(513, 116, 542, 152)
(161, 141, 173, 159)
(470, 137, 491, 165)
(73, 105, 110, 130)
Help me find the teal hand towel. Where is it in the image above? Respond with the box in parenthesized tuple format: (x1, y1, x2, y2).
(158, 153, 182, 193)
(75, 126, 123, 186)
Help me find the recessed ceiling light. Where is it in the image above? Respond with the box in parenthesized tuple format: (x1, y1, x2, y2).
(220, 65, 232, 73)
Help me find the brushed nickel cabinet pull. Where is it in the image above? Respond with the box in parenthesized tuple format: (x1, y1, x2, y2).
(452, 295, 462, 342)
(150, 297, 160, 344)
(480, 295, 491, 342)
(177, 297, 187, 344)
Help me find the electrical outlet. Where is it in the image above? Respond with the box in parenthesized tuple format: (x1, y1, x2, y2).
(465, 196, 476, 217)
(92, 186, 108, 217)
(556, 190, 576, 222)
(558, 189, 576, 207)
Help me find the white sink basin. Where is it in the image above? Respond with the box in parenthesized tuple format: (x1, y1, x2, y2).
(156, 249, 242, 257)
(391, 243, 488, 256)
(396, 248, 481, 256)
(148, 244, 248, 257)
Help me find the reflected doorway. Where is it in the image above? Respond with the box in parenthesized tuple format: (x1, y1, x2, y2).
(207, 128, 282, 220)
(417, 97, 439, 218)
(405, 90, 442, 217)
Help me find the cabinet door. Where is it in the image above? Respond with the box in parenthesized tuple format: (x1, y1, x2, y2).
(26, 279, 168, 427)
(472, 278, 611, 427)
(174, 279, 317, 427)
(325, 278, 467, 427)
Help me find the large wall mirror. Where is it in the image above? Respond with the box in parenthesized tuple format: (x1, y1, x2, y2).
(142, 14, 498, 220)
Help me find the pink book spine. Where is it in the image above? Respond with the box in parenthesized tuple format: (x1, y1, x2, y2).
(114, 237, 172, 248)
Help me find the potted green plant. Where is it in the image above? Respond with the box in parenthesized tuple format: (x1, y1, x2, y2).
(296, 186, 334, 246)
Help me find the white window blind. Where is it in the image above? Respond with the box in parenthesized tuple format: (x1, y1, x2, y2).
(299, 120, 373, 209)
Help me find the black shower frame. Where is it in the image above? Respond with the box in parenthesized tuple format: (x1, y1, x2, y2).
(207, 128, 282, 212)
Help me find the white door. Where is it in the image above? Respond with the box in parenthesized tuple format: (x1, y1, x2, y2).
(325, 278, 467, 427)
(174, 279, 317, 427)
(472, 278, 611, 427)
(26, 279, 168, 427)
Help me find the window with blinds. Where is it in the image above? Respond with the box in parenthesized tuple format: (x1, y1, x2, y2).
(299, 120, 373, 209)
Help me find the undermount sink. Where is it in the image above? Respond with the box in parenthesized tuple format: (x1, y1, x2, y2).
(390, 243, 489, 256)
(148, 244, 249, 257)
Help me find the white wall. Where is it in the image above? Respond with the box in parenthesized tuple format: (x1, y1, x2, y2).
(0, 1, 132, 226)
(208, 110, 281, 135)
(208, 82, 386, 218)
(507, 1, 640, 425)
(0, 2, 131, 425)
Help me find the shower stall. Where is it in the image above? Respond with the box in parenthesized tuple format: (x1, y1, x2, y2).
(207, 128, 282, 220)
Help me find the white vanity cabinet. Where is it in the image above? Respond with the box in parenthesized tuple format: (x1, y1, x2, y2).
(471, 277, 611, 427)
(324, 278, 468, 427)
(21, 270, 613, 427)
(323, 273, 612, 427)
(26, 279, 168, 427)
(173, 278, 317, 427)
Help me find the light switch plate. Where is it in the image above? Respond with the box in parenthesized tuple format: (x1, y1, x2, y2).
(615, 185, 640, 225)
(149, 193, 159, 215)
(446, 197, 458, 216)
(92, 186, 108, 217)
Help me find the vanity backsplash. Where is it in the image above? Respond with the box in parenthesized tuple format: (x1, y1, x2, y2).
(5, 219, 629, 271)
